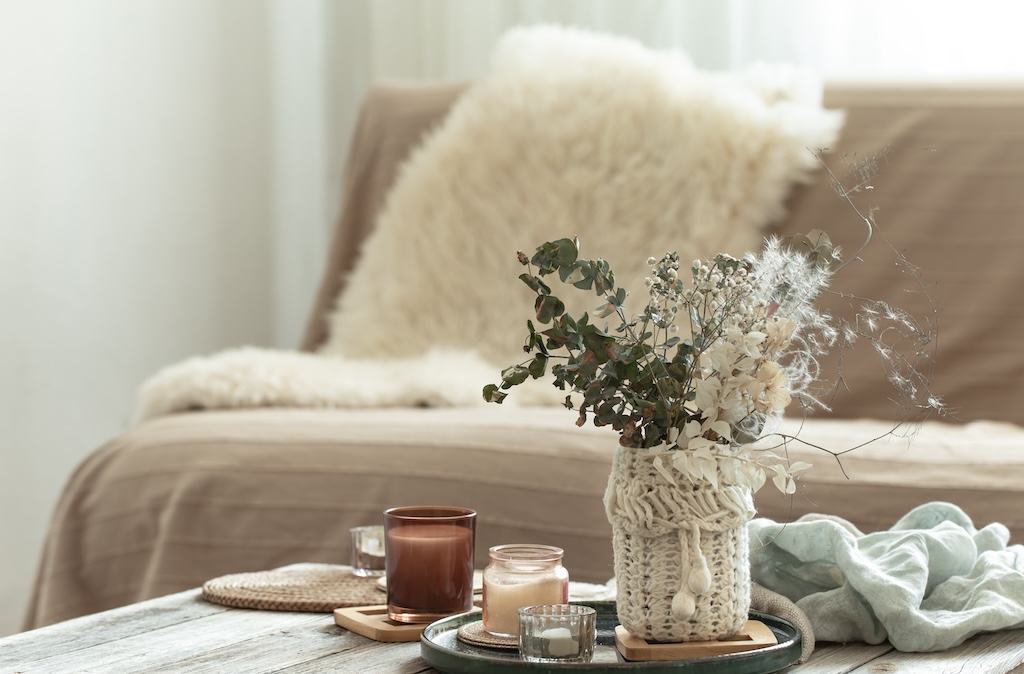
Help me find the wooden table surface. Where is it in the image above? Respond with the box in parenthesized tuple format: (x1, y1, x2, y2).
(2, 588, 1024, 673)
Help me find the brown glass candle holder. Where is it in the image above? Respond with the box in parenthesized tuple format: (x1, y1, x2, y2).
(384, 506, 476, 623)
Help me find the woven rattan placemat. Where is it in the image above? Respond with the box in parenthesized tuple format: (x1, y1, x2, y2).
(202, 565, 384, 612)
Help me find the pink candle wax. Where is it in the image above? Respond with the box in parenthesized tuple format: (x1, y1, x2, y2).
(483, 576, 569, 636)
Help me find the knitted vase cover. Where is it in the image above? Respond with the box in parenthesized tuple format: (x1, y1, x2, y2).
(604, 446, 756, 642)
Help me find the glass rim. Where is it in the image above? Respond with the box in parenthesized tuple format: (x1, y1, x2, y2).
(488, 544, 564, 562)
(384, 505, 476, 522)
(517, 603, 596, 617)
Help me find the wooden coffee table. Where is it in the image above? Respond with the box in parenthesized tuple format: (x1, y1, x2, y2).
(2, 588, 1024, 673)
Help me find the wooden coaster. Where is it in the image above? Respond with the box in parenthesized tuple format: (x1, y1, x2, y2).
(456, 620, 519, 650)
(335, 605, 484, 642)
(202, 566, 383, 612)
(334, 605, 427, 642)
(615, 620, 778, 661)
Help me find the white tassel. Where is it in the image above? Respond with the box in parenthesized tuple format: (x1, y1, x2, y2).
(671, 528, 697, 620)
(687, 526, 712, 595)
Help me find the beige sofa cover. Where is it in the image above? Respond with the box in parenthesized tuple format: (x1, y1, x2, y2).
(23, 82, 1024, 630)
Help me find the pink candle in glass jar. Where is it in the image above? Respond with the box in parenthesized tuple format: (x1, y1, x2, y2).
(482, 544, 569, 637)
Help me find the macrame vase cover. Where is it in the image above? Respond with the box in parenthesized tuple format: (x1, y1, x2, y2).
(604, 446, 756, 642)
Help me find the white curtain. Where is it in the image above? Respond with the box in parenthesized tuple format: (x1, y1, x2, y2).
(325, 1, 1024, 85)
(0, 0, 275, 637)
(2, 0, 1022, 638)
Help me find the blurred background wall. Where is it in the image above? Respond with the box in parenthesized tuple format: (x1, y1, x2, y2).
(1, 0, 1021, 637)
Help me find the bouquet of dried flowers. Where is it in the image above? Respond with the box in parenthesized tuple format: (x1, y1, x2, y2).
(484, 198, 942, 494)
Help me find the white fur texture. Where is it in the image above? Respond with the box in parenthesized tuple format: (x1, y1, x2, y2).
(135, 26, 842, 422)
(322, 26, 842, 364)
(135, 348, 494, 422)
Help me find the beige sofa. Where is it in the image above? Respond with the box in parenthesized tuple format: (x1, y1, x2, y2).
(23, 82, 1024, 631)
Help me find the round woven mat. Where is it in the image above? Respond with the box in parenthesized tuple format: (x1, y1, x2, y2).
(202, 566, 384, 612)
(457, 620, 519, 650)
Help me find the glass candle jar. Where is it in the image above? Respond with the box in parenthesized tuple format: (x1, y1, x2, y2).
(384, 506, 476, 624)
(482, 544, 569, 637)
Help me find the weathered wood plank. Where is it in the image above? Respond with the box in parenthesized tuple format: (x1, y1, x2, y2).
(4, 607, 336, 673)
(155, 619, 380, 673)
(845, 629, 1024, 674)
(266, 640, 431, 674)
(166, 618, 423, 671)
(785, 642, 894, 673)
(0, 589, 230, 668)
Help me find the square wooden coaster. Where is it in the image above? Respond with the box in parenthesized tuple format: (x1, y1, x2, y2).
(615, 620, 778, 661)
(334, 605, 426, 642)
(334, 605, 483, 643)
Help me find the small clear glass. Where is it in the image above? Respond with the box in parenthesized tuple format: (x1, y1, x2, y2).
(350, 525, 386, 577)
(518, 604, 597, 664)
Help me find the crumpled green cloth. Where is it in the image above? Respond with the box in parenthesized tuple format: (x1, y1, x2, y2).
(748, 502, 1024, 652)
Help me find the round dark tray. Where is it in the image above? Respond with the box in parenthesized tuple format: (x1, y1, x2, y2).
(421, 601, 801, 673)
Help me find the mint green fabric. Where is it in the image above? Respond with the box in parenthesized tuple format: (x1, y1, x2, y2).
(748, 502, 1024, 651)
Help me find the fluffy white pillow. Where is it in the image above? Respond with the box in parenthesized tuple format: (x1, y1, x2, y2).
(320, 25, 843, 375)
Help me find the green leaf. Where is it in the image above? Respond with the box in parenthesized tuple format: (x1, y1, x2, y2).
(530, 241, 563, 274)
(596, 300, 617, 318)
(541, 326, 568, 346)
(578, 350, 600, 378)
(556, 238, 579, 266)
(560, 263, 586, 285)
(500, 365, 531, 387)
(528, 354, 548, 378)
(482, 384, 507, 403)
(582, 331, 614, 362)
(535, 295, 565, 324)
(667, 362, 689, 382)
(593, 261, 615, 294)
(605, 342, 631, 363)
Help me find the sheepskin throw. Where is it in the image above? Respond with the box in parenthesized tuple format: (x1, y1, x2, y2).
(135, 25, 843, 421)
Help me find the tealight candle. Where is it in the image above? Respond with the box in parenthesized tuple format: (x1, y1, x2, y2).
(540, 626, 578, 657)
(518, 604, 596, 663)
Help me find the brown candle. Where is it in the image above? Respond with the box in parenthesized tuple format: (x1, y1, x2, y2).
(384, 506, 476, 623)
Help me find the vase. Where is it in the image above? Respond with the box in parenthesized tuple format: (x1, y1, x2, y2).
(604, 446, 756, 642)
